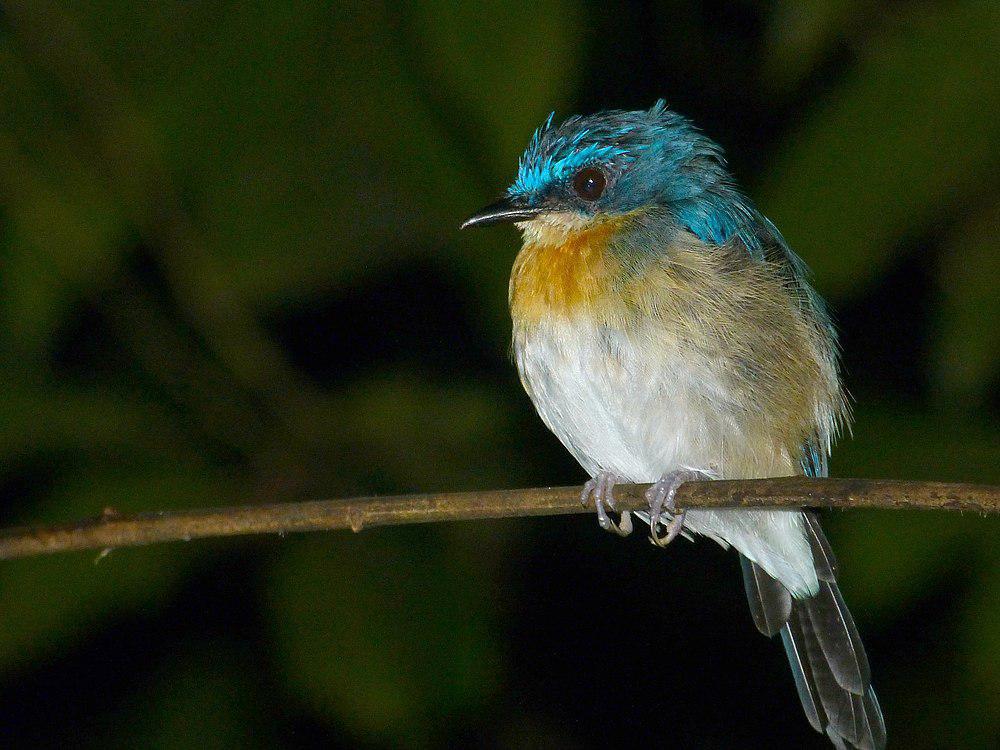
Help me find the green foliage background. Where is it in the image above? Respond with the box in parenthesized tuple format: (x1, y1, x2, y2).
(0, 1, 997, 748)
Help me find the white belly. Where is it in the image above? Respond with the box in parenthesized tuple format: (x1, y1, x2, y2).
(513, 315, 818, 596)
(514, 315, 736, 481)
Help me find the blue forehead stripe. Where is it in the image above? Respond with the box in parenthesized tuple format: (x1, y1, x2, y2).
(509, 143, 632, 196)
(509, 113, 642, 198)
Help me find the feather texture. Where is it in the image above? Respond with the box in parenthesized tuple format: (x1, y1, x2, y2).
(742, 555, 792, 637)
(745, 535, 884, 749)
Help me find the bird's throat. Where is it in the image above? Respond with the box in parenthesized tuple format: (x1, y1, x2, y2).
(509, 217, 626, 323)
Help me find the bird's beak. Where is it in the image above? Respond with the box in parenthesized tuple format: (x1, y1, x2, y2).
(461, 195, 544, 229)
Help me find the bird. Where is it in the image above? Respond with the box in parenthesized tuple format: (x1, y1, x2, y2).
(462, 100, 885, 749)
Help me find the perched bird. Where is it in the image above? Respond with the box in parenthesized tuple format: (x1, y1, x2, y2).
(463, 101, 885, 749)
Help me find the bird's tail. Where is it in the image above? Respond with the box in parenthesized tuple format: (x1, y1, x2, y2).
(740, 513, 886, 750)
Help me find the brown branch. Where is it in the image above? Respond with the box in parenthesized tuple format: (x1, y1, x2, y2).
(0, 477, 996, 561)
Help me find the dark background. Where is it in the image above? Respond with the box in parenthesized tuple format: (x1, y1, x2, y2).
(1, 1, 997, 748)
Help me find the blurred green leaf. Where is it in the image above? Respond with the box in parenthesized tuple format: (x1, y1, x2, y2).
(931, 200, 1000, 406)
(958, 557, 1000, 721)
(829, 509, 994, 619)
(0, 379, 174, 462)
(826, 402, 999, 615)
(267, 528, 502, 746)
(762, 1, 869, 90)
(760, 0, 1000, 296)
(333, 373, 528, 492)
(834, 403, 1000, 483)
(267, 375, 523, 743)
(406, 0, 585, 170)
(88, 643, 264, 750)
(262, 375, 519, 744)
(0, 467, 232, 669)
(0, 136, 124, 351)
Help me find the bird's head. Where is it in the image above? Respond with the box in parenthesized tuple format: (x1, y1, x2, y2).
(462, 100, 732, 243)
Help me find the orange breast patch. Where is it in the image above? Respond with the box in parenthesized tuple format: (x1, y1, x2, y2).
(509, 219, 625, 322)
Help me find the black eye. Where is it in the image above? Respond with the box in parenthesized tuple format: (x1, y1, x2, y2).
(572, 166, 607, 201)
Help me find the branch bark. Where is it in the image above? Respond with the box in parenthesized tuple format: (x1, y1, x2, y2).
(0, 477, 996, 560)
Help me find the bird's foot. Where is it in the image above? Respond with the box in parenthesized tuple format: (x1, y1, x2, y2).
(580, 471, 633, 537)
(645, 469, 710, 547)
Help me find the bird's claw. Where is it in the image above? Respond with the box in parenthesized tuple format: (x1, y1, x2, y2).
(645, 469, 704, 547)
(649, 510, 686, 547)
(581, 471, 632, 537)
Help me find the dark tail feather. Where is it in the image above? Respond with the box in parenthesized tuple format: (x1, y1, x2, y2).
(740, 513, 886, 750)
(741, 553, 791, 637)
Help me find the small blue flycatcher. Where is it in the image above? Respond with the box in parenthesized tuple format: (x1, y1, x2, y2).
(463, 101, 885, 750)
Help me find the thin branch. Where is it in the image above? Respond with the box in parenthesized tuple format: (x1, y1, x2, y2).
(1, 478, 996, 561)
